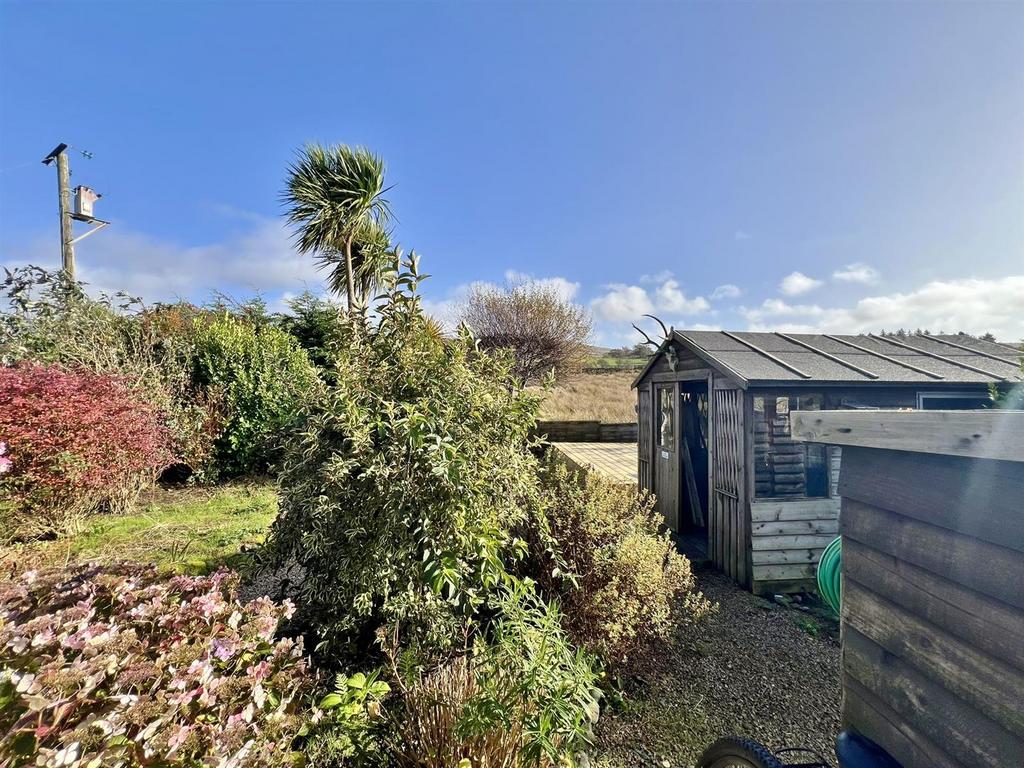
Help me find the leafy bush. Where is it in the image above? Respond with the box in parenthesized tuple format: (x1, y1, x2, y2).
(0, 268, 222, 479)
(303, 669, 392, 766)
(379, 585, 600, 768)
(0, 563, 313, 768)
(525, 459, 712, 670)
(262, 255, 544, 659)
(0, 363, 174, 541)
(191, 313, 320, 476)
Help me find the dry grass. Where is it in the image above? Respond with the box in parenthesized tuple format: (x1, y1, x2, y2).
(536, 371, 637, 422)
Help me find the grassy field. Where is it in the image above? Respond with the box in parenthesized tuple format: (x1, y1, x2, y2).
(537, 370, 637, 422)
(586, 356, 647, 370)
(0, 482, 276, 577)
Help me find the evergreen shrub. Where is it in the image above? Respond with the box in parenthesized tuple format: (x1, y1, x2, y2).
(190, 313, 320, 476)
(262, 256, 543, 658)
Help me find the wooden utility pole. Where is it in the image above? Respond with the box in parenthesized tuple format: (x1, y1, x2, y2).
(42, 143, 76, 279)
(56, 148, 75, 279)
(42, 143, 108, 281)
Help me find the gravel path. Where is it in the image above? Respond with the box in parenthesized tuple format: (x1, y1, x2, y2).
(593, 570, 841, 768)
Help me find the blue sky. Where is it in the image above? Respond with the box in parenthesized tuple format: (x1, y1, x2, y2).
(2, 1, 1022, 344)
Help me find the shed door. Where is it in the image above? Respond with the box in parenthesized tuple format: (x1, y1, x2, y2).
(654, 383, 679, 530)
(712, 387, 746, 585)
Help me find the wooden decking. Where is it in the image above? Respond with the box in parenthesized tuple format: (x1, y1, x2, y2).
(551, 442, 638, 485)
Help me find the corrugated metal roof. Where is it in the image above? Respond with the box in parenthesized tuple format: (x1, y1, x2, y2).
(668, 330, 1023, 385)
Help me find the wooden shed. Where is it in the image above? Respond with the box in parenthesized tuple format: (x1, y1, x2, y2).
(792, 409, 1024, 768)
(632, 330, 1021, 595)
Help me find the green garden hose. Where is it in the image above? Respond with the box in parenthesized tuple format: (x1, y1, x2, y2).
(817, 535, 842, 616)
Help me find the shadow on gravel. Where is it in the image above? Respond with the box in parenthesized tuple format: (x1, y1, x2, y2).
(594, 570, 841, 768)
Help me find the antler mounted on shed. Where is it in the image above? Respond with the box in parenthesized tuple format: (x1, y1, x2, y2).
(632, 314, 672, 348)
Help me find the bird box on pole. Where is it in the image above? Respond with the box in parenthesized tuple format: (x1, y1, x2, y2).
(74, 186, 102, 219)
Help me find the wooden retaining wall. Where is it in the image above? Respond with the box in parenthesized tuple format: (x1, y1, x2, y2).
(793, 410, 1024, 768)
(533, 420, 637, 443)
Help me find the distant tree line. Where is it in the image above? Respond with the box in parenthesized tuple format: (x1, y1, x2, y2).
(880, 328, 998, 342)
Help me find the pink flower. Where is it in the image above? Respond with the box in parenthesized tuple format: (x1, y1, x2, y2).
(0, 455, 11, 475)
(167, 724, 192, 754)
(211, 637, 238, 661)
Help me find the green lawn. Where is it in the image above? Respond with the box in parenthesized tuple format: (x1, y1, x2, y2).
(0, 482, 277, 576)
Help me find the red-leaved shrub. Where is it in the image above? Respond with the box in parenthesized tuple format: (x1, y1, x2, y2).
(0, 363, 174, 541)
(0, 563, 313, 768)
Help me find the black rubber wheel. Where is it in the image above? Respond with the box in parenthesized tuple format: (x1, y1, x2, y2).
(696, 736, 786, 768)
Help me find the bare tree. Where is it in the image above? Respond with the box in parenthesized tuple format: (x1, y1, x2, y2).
(458, 279, 592, 384)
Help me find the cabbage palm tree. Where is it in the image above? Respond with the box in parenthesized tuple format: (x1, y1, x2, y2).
(312, 219, 394, 301)
(283, 144, 391, 312)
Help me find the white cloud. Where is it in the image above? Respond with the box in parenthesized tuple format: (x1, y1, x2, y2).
(655, 279, 711, 314)
(503, 269, 580, 301)
(779, 271, 823, 296)
(711, 283, 742, 300)
(734, 230, 752, 241)
(590, 284, 655, 323)
(591, 277, 710, 327)
(833, 262, 880, 284)
(6, 215, 323, 305)
(639, 270, 674, 284)
(741, 276, 1024, 340)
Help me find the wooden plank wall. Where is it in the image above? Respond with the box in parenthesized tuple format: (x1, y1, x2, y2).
(748, 447, 842, 593)
(838, 446, 1024, 768)
(750, 497, 840, 590)
(533, 420, 638, 443)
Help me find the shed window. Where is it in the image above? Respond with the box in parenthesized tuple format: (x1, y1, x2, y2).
(753, 393, 829, 499)
(917, 391, 992, 410)
(658, 387, 674, 448)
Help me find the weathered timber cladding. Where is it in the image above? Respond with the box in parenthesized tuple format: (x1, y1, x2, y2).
(805, 411, 1024, 768)
(533, 420, 638, 443)
(749, 497, 840, 591)
(839, 447, 1024, 552)
(598, 422, 639, 442)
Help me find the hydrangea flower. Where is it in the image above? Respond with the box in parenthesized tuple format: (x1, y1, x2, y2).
(0, 563, 315, 768)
